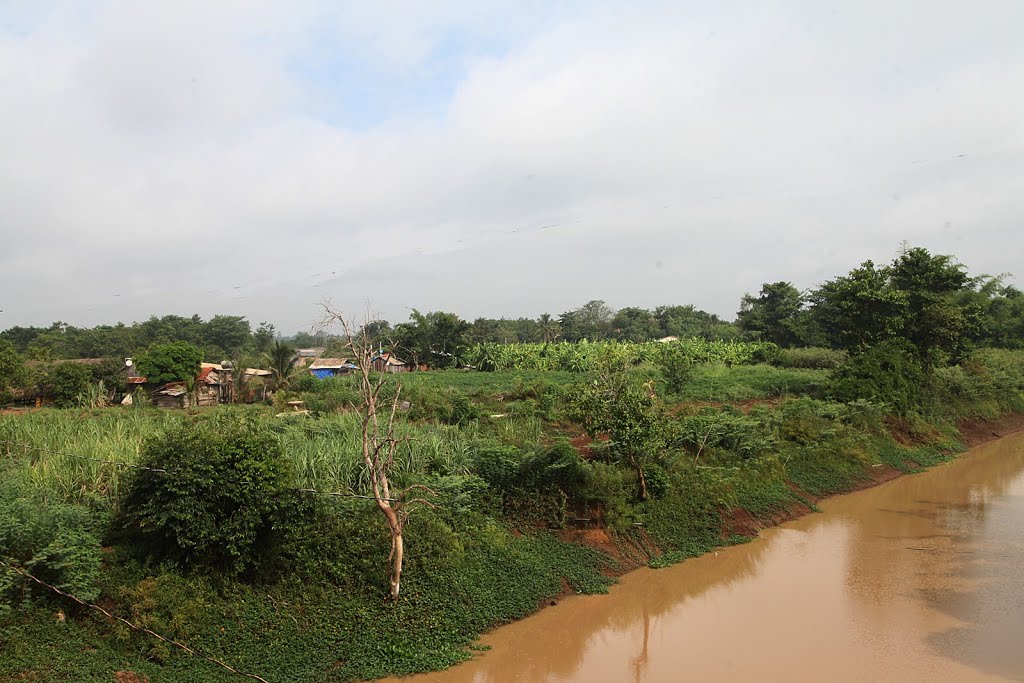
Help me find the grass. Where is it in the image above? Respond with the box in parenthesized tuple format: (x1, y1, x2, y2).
(0, 408, 480, 504)
(395, 369, 577, 396)
(674, 364, 827, 402)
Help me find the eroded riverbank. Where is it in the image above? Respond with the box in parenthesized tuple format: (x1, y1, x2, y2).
(386, 428, 1024, 682)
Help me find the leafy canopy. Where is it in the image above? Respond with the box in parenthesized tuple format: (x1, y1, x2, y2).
(117, 417, 296, 578)
(135, 341, 203, 384)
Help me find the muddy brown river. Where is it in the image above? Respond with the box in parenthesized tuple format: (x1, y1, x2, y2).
(386, 433, 1024, 682)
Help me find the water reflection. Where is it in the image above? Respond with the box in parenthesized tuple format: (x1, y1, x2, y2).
(388, 434, 1024, 683)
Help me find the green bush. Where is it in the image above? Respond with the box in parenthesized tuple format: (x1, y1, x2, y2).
(447, 392, 481, 426)
(471, 442, 523, 493)
(659, 343, 693, 395)
(644, 465, 728, 559)
(0, 479, 104, 611)
(826, 340, 927, 414)
(672, 407, 776, 462)
(45, 363, 93, 408)
(772, 347, 847, 369)
(580, 461, 636, 530)
(116, 418, 296, 579)
(517, 442, 592, 497)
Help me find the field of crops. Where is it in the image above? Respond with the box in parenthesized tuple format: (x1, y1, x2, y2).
(0, 407, 475, 506)
(461, 338, 778, 372)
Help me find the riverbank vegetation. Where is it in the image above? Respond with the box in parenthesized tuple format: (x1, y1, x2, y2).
(3, 245, 1024, 682)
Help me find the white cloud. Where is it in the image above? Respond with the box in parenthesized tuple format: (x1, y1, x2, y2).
(1, 1, 1022, 332)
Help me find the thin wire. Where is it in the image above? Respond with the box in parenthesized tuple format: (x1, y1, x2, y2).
(0, 557, 271, 683)
(0, 439, 396, 502)
(0, 439, 171, 474)
(292, 487, 394, 502)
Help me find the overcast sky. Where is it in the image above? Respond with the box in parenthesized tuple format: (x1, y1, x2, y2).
(1, 1, 1022, 334)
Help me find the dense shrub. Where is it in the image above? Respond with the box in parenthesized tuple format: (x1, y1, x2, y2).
(116, 418, 296, 579)
(671, 407, 776, 462)
(45, 362, 93, 408)
(517, 442, 592, 497)
(772, 347, 847, 369)
(659, 343, 693, 395)
(0, 479, 104, 611)
(825, 340, 927, 414)
(580, 461, 636, 530)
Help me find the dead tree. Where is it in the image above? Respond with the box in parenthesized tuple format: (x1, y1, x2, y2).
(320, 303, 435, 601)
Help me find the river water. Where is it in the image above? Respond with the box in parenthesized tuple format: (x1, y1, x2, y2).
(387, 433, 1024, 682)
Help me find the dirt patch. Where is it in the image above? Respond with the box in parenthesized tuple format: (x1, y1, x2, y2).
(720, 497, 817, 537)
(114, 672, 149, 683)
(669, 399, 782, 416)
(958, 412, 1024, 448)
(568, 434, 594, 458)
(885, 416, 916, 445)
(557, 527, 649, 575)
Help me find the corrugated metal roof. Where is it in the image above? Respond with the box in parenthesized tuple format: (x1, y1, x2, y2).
(308, 358, 350, 369)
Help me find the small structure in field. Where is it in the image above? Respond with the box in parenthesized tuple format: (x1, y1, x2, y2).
(153, 382, 190, 409)
(371, 353, 409, 373)
(308, 358, 357, 379)
(152, 363, 233, 409)
(296, 348, 326, 367)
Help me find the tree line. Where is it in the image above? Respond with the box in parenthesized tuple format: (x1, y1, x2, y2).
(2, 245, 1022, 381)
(0, 315, 276, 363)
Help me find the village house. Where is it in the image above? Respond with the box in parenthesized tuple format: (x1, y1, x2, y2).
(371, 352, 409, 373)
(308, 358, 357, 378)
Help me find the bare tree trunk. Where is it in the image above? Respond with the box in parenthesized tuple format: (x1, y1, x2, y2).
(322, 302, 436, 602)
(389, 532, 403, 600)
(630, 453, 648, 501)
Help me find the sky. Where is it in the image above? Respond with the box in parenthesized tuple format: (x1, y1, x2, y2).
(1, 0, 1022, 334)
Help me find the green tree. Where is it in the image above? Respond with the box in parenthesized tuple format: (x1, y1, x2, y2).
(969, 280, 1024, 349)
(46, 362, 93, 408)
(0, 326, 43, 354)
(653, 305, 738, 341)
(560, 300, 614, 341)
(612, 307, 661, 341)
(358, 320, 392, 344)
(134, 341, 203, 384)
(810, 247, 979, 362)
(569, 361, 663, 501)
(0, 339, 27, 403)
(117, 419, 295, 578)
(291, 330, 330, 348)
(809, 261, 908, 351)
(204, 315, 251, 358)
(394, 310, 469, 369)
(537, 313, 561, 343)
(265, 340, 299, 391)
(737, 282, 814, 347)
(889, 246, 978, 362)
(252, 321, 276, 354)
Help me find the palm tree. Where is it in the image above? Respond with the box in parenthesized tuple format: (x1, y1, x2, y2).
(538, 313, 561, 344)
(265, 341, 298, 392)
(225, 355, 254, 403)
